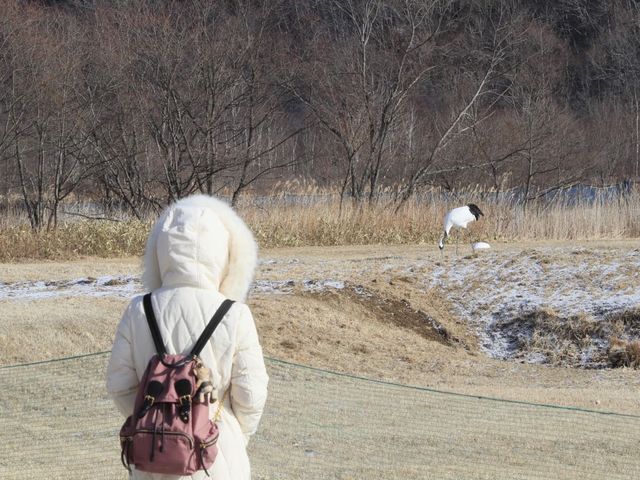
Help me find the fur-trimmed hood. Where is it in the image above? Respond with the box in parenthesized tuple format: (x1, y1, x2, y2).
(142, 195, 257, 301)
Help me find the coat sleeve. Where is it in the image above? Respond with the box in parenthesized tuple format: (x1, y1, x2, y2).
(106, 300, 140, 417)
(229, 303, 269, 444)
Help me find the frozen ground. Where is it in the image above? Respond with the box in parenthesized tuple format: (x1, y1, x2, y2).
(2, 244, 638, 367)
(0, 275, 346, 299)
(0, 275, 139, 301)
(421, 247, 640, 364)
(2, 244, 640, 415)
(255, 245, 640, 365)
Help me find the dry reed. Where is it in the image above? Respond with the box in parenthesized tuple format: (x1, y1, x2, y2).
(239, 186, 640, 247)
(0, 221, 149, 261)
(0, 186, 637, 260)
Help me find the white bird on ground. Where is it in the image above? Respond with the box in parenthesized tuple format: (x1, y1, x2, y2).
(438, 204, 484, 253)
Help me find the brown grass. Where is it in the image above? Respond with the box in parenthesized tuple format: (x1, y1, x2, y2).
(629, 341, 640, 367)
(241, 186, 640, 248)
(0, 221, 149, 261)
(494, 308, 640, 369)
(2, 245, 639, 414)
(0, 187, 638, 260)
(4, 283, 637, 413)
(2, 352, 638, 480)
(524, 310, 607, 365)
(608, 338, 640, 368)
(0, 296, 128, 365)
(2, 244, 639, 479)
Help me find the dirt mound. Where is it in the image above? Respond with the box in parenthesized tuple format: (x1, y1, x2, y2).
(250, 283, 468, 385)
(339, 283, 453, 346)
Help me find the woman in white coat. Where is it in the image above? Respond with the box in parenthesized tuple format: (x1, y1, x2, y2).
(106, 195, 269, 480)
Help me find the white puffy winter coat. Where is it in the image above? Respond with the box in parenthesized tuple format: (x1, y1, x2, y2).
(106, 195, 269, 480)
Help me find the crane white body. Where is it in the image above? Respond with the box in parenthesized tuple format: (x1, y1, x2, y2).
(438, 204, 484, 251)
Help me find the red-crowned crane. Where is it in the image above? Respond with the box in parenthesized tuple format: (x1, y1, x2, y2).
(438, 204, 484, 253)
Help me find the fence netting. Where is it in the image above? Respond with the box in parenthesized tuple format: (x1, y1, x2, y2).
(1, 353, 638, 480)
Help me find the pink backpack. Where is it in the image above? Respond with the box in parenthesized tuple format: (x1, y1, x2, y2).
(119, 293, 234, 476)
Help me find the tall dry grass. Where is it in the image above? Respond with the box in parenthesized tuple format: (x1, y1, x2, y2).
(0, 186, 637, 260)
(241, 185, 640, 247)
(0, 221, 149, 261)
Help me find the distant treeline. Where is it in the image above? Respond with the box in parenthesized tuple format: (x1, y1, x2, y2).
(1, 0, 640, 229)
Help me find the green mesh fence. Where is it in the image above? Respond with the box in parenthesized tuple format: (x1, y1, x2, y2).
(1, 353, 639, 479)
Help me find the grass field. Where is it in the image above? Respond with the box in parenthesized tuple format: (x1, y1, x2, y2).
(1, 241, 639, 478)
(2, 353, 638, 480)
(1, 241, 640, 479)
(1, 241, 639, 413)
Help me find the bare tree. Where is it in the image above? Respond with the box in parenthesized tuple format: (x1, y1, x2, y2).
(107, 1, 304, 205)
(2, 6, 99, 229)
(287, 0, 449, 204)
(0, 0, 638, 225)
(394, 5, 523, 207)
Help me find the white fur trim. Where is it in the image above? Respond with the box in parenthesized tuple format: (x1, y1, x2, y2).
(142, 195, 258, 301)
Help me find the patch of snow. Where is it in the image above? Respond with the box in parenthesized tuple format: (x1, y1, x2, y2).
(258, 259, 278, 265)
(0, 275, 353, 300)
(420, 248, 640, 364)
(252, 280, 295, 294)
(0, 275, 141, 301)
(303, 279, 345, 292)
(523, 352, 547, 364)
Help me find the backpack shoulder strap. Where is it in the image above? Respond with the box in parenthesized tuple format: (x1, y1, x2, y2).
(142, 293, 167, 355)
(190, 299, 235, 357)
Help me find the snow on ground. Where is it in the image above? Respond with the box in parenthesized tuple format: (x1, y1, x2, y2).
(0, 276, 348, 300)
(0, 275, 140, 301)
(2, 246, 638, 366)
(421, 247, 640, 362)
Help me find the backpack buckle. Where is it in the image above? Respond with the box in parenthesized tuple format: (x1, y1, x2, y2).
(137, 380, 163, 418)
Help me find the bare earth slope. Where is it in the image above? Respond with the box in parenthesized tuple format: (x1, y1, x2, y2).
(1, 241, 639, 414)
